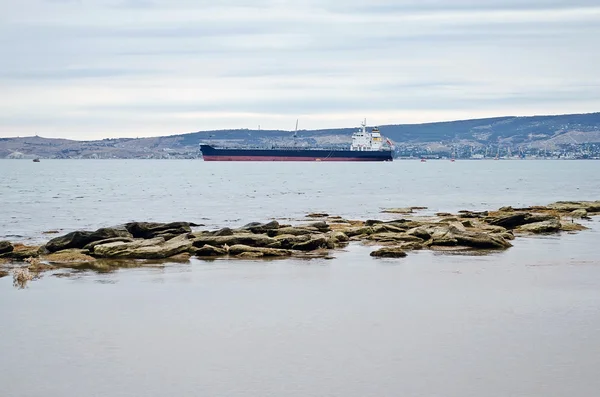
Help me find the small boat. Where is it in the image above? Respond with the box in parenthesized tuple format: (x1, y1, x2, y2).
(33, 158, 40, 162)
(420, 158, 427, 162)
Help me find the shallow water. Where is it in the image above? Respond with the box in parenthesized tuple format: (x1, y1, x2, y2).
(1, 159, 600, 396)
(1, 159, 599, 243)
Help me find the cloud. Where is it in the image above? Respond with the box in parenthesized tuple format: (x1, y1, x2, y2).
(0, 0, 599, 138)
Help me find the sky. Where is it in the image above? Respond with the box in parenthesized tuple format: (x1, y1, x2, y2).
(1, 0, 599, 140)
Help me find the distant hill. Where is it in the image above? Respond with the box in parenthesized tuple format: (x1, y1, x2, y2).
(1, 112, 600, 159)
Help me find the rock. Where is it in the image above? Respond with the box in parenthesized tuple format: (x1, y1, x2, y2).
(427, 226, 512, 249)
(406, 226, 433, 240)
(271, 234, 312, 249)
(212, 227, 235, 236)
(228, 245, 292, 257)
(381, 208, 413, 214)
(547, 201, 600, 213)
(125, 222, 193, 239)
(367, 233, 424, 243)
(0, 244, 41, 260)
(560, 222, 588, 232)
(193, 244, 228, 256)
(398, 241, 424, 250)
(365, 219, 383, 226)
(0, 241, 13, 255)
(305, 221, 330, 232)
(436, 212, 453, 217)
(485, 212, 557, 229)
(458, 210, 489, 218)
(450, 227, 513, 249)
(93, 235, 193, 259)
(329, 231, 349, 244)
(42, 249, 96, 264)
(307, 213, 329, 218)
(370, 247, 407, 258)
(517, 219, 561, 234)
(191, 234, 278, 248)
(0, 270, 8, 278)
(83, 237, 134, 251)
(292, 249, 335, 260)
(372, 224, 408, 234)
(570, 209, 589, 219)
(292, 236, 329, 251)
(498, 206, 514, 212)
(267, 227, 316, 237)
(242, 220, 280, 234)
(45, 226, 133, 252)
(236, 252, 264, 258)
(343, 226, 374, 237)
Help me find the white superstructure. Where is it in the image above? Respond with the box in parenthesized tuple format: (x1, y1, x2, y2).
(350, 119, 388, 151)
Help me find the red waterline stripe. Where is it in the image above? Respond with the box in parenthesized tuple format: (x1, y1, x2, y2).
(202, 156, 390, 161)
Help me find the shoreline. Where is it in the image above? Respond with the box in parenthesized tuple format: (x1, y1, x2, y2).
(1, 200, 598, 289)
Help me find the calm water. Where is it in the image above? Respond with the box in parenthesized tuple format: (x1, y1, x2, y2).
(1, 159, 600, 397)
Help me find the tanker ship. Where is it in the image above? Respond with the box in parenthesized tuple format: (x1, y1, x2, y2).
(199, 120, 394, 161)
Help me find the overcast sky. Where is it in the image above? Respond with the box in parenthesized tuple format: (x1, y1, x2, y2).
(1, 0, 599, 139)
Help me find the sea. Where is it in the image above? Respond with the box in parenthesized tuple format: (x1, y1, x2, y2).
(1, 159, 600, 397)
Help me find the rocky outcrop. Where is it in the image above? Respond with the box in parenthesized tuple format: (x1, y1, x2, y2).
(266, 226, 318, 237)
(381, 208, 413, 214)
(570, 209, 589, 219)
(241, 220, 280, 234)
(42, 249, 96, 264)
(0, 241, 13, 255)
(426, 226, 512, 249)
(228, 245, 292, 257)
(83, 237, 134, 250)
(193, 244, 228, 256)
(191, 233, 278, 248)
(367, 232, 424, 243)
(516, 219, 561, 234)
(485, 212, 557, 229)
(307, 212, 329, 218)
(292, 236, 329, 251)
(370, 247, 407, 258)
(272, 234, 311, 249)
(125, 221, 194, 240)
(547, 201, 600, 213)
(45, 227, 133, 252)
(0, 244, 41, 260)
(93, 235, 192, 259)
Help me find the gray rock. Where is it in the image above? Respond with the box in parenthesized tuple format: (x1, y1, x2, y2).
(242, 220, 280, 234)
(228, 244, 292, 257)
(212, 227, 235, 236)
(83, 237, 134, 251)
(517, 219, 561, 234)
(570, 209, 589, 219)
(292, 236, 329, 251)
(45, 227, 133, 252)
(0, 241, 13, 255)
(194, 244, 228, 256)
(367, 233, 424, 243)
(93, 235, 192, 259)
(370, 247, 407, 258)
(191, 234, 278, 248)
(305, 221, 330, 232)
(271, 234, 311, 249)
(125, 222, 193, 239)
(267, 227, 316, 237)
(343, 226, 374, 237)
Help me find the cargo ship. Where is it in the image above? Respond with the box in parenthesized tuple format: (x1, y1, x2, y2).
(199, 120, 394, 161)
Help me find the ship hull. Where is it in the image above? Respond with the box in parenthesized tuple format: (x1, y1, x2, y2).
(200, 145, 393, 162)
